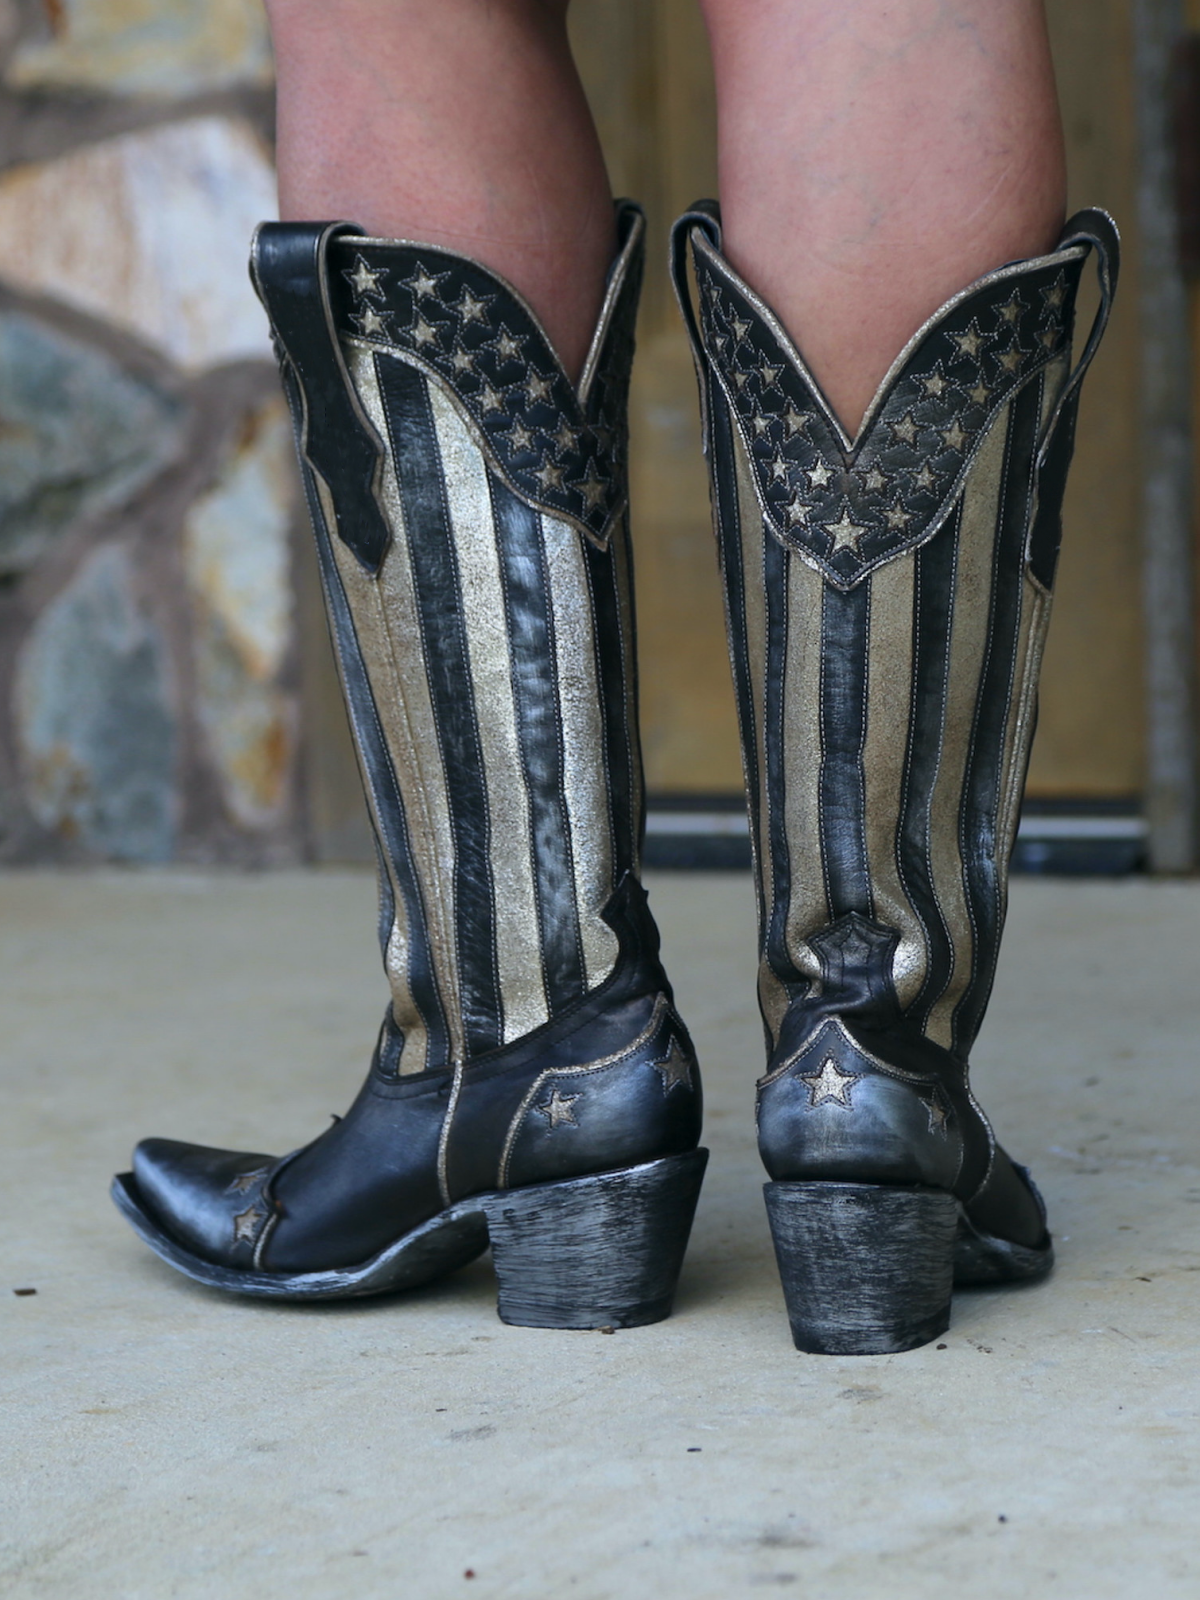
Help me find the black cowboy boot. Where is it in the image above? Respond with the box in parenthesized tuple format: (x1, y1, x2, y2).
(672, 204, 1117, 1353)
(112, 202, 706, 1329)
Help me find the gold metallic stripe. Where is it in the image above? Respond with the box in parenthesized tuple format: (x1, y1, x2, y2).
(314, 476, 430, 1076)
(924, 411, 1007, 1048)
(427, 385, 550, 1043)
(781, 535, 830, 968)
(340, 346, 464, 1068)
(861, 551, 927, 1007)
(997, 577, 1051, 881)
(542, 511, 620, 989)
(611, 515, 643, 874)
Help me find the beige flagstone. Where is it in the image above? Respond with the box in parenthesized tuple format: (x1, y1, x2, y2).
(6, 0, 272, 97)
(0, 116, 277, 371)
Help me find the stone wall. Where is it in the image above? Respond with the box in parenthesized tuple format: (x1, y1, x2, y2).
(0, 0, 314, 864)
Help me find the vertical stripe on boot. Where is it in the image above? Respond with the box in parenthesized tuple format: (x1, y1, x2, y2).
(491, 476, 589, 1012)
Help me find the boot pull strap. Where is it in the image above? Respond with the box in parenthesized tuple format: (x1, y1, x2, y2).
(1037, 207, 1121, 471)
(250, 221, 392, 575)
(669, 201, 723, 456)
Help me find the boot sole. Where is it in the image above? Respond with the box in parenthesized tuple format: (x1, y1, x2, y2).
(112, 1147, 708, 1330)
(764, 1179, 1054, 1355)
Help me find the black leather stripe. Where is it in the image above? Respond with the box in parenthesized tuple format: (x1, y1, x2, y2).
(585, 525, 633, 880)
(1027, 387, 1079, 591)
(709, 389, 765, 908)
(377, 358, 503, 1057)
(898, 503, 961, 1033)
(490, 476, 588, 1010)
(819, 580, 871, 916)
(762, 507, 798, 988)
(953, 377, 1045, 1053)
(281, 365, 450, 1070)
(252, 223, 392, 573)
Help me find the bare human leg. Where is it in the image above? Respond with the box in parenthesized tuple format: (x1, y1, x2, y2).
(264, 0, 614, 381)
(699, 0, 1067, 434)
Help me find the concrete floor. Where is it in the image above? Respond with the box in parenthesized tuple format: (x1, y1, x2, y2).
(2, 868, 1198, 1598)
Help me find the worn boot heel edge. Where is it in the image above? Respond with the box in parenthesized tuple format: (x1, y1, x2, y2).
(764, 1180, 957, 1355)
(484, 1148, 709, 1331)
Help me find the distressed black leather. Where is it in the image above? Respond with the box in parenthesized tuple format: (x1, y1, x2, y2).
(129, 880, 700, 1276)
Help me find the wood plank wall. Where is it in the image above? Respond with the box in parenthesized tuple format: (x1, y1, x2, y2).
(571, 0, 1147, 801)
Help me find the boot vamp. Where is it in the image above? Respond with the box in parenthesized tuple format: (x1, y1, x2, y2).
(265, 1071, 449, 1273)
(133, 1139, 279, 1267)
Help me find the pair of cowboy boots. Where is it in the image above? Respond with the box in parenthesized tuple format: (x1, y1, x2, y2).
(112, 197, 1117, 1355)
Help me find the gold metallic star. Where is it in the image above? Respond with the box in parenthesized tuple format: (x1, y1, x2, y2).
(456, 287, 490, 324)
(798, 1056, 860, 1108)
(411, 315, 440, 348)
(572, 460, 608, 511)
(921, 371, 947, 397)
(226, 1169, 268, 1195)
(232, 1205, 265, 1244)
(345, 255, 385, 299)
(407, 265, 443, 300)
(890, 412, 920, 445)
(652, 1039, 693, 1094)
(862, 465, 888, 494)
(534, 460, 565, 492)
(997, 292, 1025, 325)
(825, 507, 868, 553)
(784, 493, 810, 528)
(952, 326, 985, 359)
(352, 304, 391, 339)
(941, 419, 969, 452)
(969, 381, 992, 407)
(547, 419, 576, 455)
(493, 327, 525, 362)
(536, 1087, 580, 1128)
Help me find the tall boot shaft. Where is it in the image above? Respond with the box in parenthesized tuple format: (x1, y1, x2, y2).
(254, 203, 655, 1076)
(673, 205, 1118, 1068)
